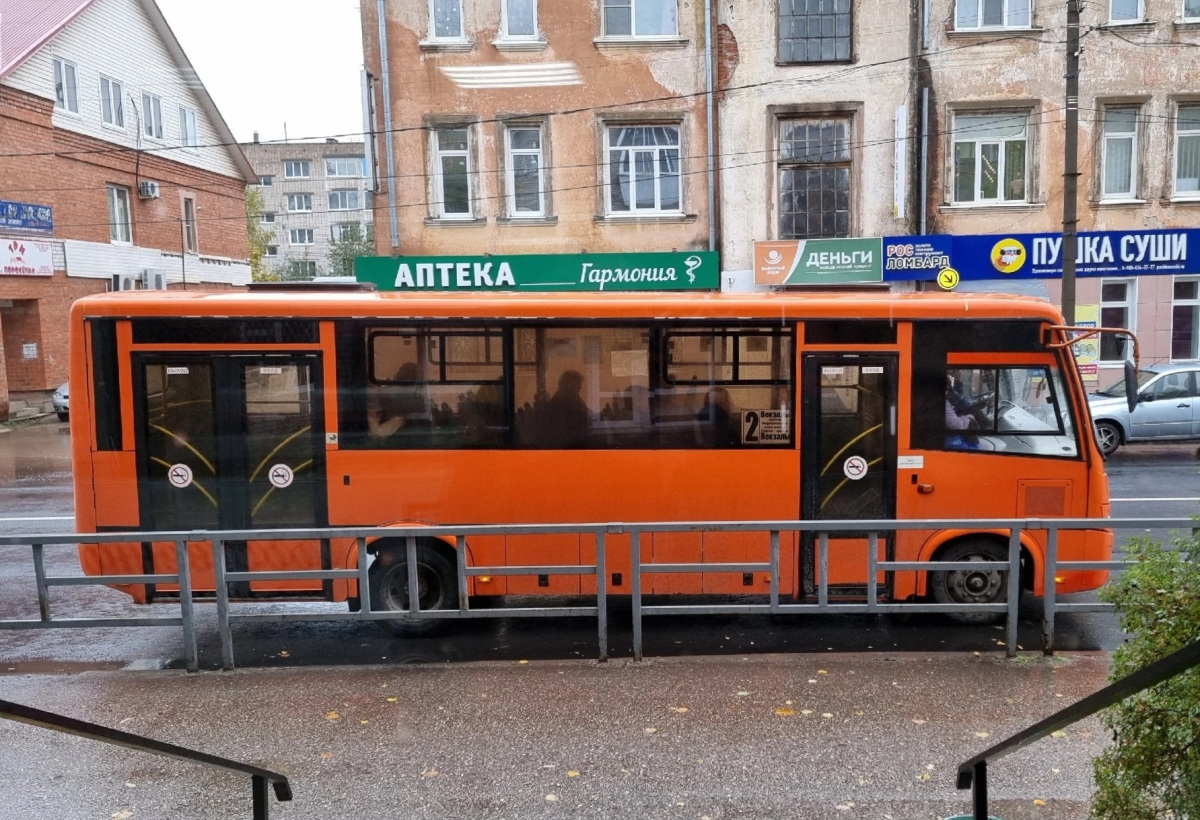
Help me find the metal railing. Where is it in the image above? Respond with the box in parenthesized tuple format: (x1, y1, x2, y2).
(0, 697, 292, 819)
(0, 516, 1186, 669)
(956, 637, 1200, 819)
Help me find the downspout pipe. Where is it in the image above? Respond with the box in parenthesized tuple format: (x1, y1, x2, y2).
(704, 0, 716, 252)
(377, 0, 400, 252)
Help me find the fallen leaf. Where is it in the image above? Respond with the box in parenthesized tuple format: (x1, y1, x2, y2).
(279, 650, 289, 657)
(854, 710, 864, 716)
(1033, 798, 1046, 806)
(423, 769, 439, 779)
(325, 711, 340, 721)
(926, 765, 935, 771)
(736, 690, 750, 697)
(800, 709, 813, 715)
(320, 753, 333, 759)
(975, 731, 990, 738)
(644, 727, 658, 734)
(818, 670, 828, 675)
(669, 706, 688, 713)
(821, 712, 834, 718)
(1050, 730, 1067, 738)
(124, 783, 136, 789)
(1052, 768, 1060, 774)
(912, 719, 926, 725)
(518, 660, 529, 665)
(545, 794, 558, 802)
(808, 679, 818, 684)
(111, 812, 133, 820)
(360, 719, 369, 724)
(386, 697, 397, 703)
(918, 772, 931, 781)
(775, 708, 795, 716)
(567, 770, 580, 778)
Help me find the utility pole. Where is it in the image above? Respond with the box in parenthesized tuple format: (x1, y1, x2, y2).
(1061, 0, 1081, 324)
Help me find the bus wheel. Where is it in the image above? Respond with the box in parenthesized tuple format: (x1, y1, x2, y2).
(367, 541, 458, 637)
(929, 540, 1008, 625)
(1094, 421, 1121, 456)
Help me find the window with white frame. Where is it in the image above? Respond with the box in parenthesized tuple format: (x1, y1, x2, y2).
(605, 124, 681, 215)
(778, 117, 851, 238)
(289, 260, 318, 279)
(1100, 279, 1135, 361)
(266, 245, 278, 257)
(602, 0, 677, 37)
(1175, 105, 1200, 196)
(284, 160, 311, 178)
(331, 223, 362, 242)
(287, 194, 313, 212)
(107, 185, 131, 244)
(179, 107, 198, 148)
(261, 212, 277, 224)
(955, 0, 1031, 29)
(778, 0, 851, 63)
(434, 127, 473, 217)
(259, 175, 274, 187)
(1101, 107, 1138, 198)
(183, 197, 198, 253)
(505, 126, 545, 217)
(290, 228, 314, 245)
(53, 58, 78, 113)
(1110, 0, 1143, 22)
(329, 190, 360, 211)
(502, 0, 538, 38)
(326, 156, 365, 177)
(1187, 0, 1200, 20)
(100, 76, 124, 127)
(430, 0, 464, 39)
(1173, 277, 1200, 360)
(142, 93, 163, 139)
(952, 112, 1028, 204)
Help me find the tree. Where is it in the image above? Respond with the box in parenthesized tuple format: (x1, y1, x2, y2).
(245, 186, 278, 282)
(1091, 534, 1200, 820)
(328, 223, 375, 278)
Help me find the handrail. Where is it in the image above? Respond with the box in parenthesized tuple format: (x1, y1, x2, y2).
(0, 698, 292, 819)
(955, 637, 1200, 819)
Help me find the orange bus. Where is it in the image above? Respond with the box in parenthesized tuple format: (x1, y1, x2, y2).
(68, 289, 1114, 632)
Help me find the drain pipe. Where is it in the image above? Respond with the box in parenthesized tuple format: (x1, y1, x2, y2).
(377, 0, 400, 252)
(704, 0, 716, 252)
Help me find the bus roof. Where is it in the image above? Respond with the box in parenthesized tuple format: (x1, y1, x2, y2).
(70, 289, 1064, 323)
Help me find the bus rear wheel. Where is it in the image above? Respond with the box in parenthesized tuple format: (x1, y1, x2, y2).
(929, 540, 1008, 625)
(368, 541, 458, 637)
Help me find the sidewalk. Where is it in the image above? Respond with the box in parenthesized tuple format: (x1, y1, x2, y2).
(0, 651, 1112, 820)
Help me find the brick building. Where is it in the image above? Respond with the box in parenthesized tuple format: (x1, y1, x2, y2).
(0, 0, 256, 419)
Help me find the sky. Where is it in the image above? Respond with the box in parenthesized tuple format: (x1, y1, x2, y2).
(155, 0, 366, 144)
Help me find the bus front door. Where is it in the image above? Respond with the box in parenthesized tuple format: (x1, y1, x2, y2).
(134, 356, 327, 599)
(800, 354, 897, 599)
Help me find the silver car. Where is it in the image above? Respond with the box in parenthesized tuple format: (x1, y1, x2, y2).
(1088, 363, 1200, 455)
(52, 382, 68, 422)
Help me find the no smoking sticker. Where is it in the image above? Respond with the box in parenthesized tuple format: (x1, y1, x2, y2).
(843, 455, 868, 480)
(168, 463, 194, 488)
(268, 464, 294, 489)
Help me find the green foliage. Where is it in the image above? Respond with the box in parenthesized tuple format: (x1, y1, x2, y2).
(1091, 534, 1200, 820)
(328, 223, 375, 278)
(244, 187, 277, 282)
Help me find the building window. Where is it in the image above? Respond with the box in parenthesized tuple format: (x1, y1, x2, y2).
(107, 185, 132, 244)
(261, 212, 277, 224)
(1101, 107, 1138, 199)
(1186, 0, 1200, 21)
(955, 0, 1031, 29)
(605, 124, 681, 215)
(602, 0, 677, 37)
(430, 0, 464, 39)
(290, 229, 314, 245)
(778, 0, 851, 63)
(778, 117, 851, 239)
(952, 112, 1028, 204)
(266, 245, 278, 257)
(1110, 0, 1143, 22)
(329, 190, 361, 211)
(287, 194, 313, 212)
(503, 0, 538, 37)
(259, 175, 274, 187)
(179, 107, 198, 148)
(182, 197, 198, 253)
(331, 223, 362, 241)
(284, 160, 311, 178)
(141, 93, 163, 139)
(326, 156, 365, 177)
(506, 126, 545, 217)
(289, 260, 318, 279)
(53, 58, 78, 113)
(100, 76, 124, 127)
(1100, 279, 1135, 361)
(1175, 105, 1200, 197)
(1173, 277, 1200, 360)
(434, 127, 473, 217)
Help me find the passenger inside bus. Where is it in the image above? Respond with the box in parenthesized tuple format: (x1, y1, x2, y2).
(945, 374, 980, 449)
(541, 369, 590, 448)
(698, 387, 737, 447)
(368, 362, 431, 439)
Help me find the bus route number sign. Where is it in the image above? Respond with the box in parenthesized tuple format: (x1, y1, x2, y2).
(742, 409, 789, 444)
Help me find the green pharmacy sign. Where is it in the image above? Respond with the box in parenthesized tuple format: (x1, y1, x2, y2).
(355, 251, 720, 293)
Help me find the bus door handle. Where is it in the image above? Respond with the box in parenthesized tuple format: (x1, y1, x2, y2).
(917, 483, 935, 494)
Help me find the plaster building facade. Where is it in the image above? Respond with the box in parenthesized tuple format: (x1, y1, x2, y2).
(360, 0, 715, 258)
(241, 138, 372, 279)
(0, 0, 255, 419)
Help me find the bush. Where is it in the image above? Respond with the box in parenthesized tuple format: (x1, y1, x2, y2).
(1091, 535, 1200, 820)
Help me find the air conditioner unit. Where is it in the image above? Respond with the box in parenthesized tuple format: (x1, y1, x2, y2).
(137, 180, 161, 199)
(114, 274, 142, 291)
(143, 270, 167, 290)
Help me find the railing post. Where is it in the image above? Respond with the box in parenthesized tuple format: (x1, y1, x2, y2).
(356, 537, 370, 614)
(596, 530, 608, 663)
(455, 535, 468, 612)
(972, 760, 988, 820)
(818, 533, 829, 608)
(1042, 526, 1059, 656)
(405, 535, 420, 615)
(32, 543, 51, 622)
(867, 532, 878, 609)
(176, 540, 199, 673)
(1006, 529, 1021, 658)
(631, 529, 643, 662)
(252, 774, 269, 820)
(769, 530, 780, 611)
(213, 539, 235, 671)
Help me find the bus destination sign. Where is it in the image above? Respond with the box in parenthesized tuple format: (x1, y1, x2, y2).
(355, 251, 720, 293)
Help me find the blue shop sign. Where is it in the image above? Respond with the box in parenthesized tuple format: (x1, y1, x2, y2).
(0, 200, 53, 233)
(883, 229, 1199, 281)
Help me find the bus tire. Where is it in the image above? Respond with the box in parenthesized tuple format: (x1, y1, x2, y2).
(368, 540, 458, 637)
(929, 539, 1008, 625)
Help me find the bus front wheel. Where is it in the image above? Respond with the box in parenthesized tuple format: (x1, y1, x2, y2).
(367, 541, 458, 637)
(929, 540, 1008, 625)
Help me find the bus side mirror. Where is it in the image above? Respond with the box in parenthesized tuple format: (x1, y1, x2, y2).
(1124, 360, 1137, 414)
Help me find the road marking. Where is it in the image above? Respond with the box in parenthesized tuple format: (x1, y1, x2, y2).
(0, 515, 74, 522)
(1111, 497, 1200, 503)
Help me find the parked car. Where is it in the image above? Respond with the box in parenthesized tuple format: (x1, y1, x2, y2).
(52, 382, 68, 421)
(1088, 363, 1200, 455)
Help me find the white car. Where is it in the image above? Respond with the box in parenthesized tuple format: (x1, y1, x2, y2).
(52, 382, 68, 421)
